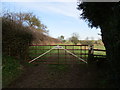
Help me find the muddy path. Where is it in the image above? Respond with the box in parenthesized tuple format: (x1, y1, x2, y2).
(8, 62, 103, 88)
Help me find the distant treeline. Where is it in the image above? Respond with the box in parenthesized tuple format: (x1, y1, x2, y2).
(79, 40, 103, 45)
(59, 39, 103, 46)
(58, 34, 103, 45)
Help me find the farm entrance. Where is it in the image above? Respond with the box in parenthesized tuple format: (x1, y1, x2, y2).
(28, 45, 90, 64)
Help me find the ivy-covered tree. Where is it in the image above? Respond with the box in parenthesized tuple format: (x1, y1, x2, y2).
(77, 2, 120, 88)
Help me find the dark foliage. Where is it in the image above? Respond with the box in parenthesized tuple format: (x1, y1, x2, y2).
(77, 2, 120, 88)
(77, 2, 118, 28)
(2, 17, 33, 62)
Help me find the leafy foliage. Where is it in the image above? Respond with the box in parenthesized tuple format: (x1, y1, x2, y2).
(77, 2, 120, 88)
(69, 33, 79, 45)
(77, 2, 118, 28)
(80, 40, 94, 45)
(3, 12, 48, 33)
(2, 17, 33, 61)
(58, 35, 65, 42)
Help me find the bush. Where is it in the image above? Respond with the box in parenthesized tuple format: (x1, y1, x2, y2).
(80, 40, 94, 45)
(2, 17, 33, 62)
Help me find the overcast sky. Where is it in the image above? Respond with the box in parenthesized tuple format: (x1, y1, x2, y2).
(2, 0, 101, 40)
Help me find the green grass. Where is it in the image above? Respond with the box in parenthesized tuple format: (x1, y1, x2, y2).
(2, 55, 23, 87)
(94, 45, 105, 50)
(94, 45, 106, 55)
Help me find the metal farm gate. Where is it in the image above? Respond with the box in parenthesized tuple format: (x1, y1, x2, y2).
(28, 45, 91, 64)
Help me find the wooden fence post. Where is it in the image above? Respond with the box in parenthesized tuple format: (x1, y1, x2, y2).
(87, 45, 94, 64)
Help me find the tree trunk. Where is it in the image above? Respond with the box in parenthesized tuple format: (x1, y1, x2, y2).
(100, 15, 120, 87)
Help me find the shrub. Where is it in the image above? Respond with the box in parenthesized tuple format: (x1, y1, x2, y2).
(80, 40, 94, 45)
(2, 17, 33, 62)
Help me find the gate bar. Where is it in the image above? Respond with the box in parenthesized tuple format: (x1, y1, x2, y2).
(29, 45, 88, 64)
(29, 46, 55, 63)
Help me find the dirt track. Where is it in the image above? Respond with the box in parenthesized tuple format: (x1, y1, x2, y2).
(8, 63, 103, 88)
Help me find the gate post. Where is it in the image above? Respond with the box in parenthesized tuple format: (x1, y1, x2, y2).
(87, 45, 94, 64)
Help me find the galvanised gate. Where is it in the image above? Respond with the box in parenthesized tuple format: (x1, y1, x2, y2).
(28, 45, 91, 64)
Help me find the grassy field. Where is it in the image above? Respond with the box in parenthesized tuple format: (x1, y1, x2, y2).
(94, 45, 105, 50)
(93, 45, 106, 55)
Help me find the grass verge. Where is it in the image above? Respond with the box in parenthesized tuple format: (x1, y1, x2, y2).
(2, 55, 23, 88)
